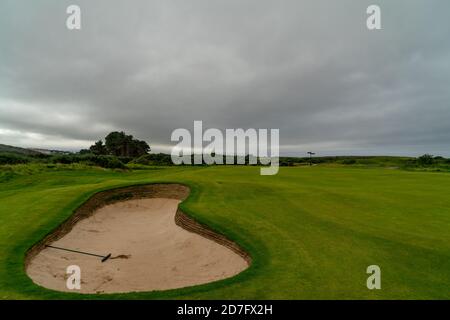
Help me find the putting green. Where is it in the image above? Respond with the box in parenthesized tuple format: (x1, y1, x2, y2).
(0, 165, 449, 299)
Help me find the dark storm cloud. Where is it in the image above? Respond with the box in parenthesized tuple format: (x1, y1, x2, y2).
(0, 0, 449, 155)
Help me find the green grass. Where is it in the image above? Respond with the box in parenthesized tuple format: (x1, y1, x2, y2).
(0, 165, 449, 299)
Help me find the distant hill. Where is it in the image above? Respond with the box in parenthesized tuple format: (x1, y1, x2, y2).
(0, 144, 42, 156)
(0, 144, 71, 156)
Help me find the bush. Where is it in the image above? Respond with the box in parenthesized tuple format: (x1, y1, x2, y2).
(131, 153, 173, 166)
(341, 159, 357, 165)
(0, 153, 31, 165)
(50, 154, 125, 169)
(51, 155, 75, 164)
(91, 155, 126, 169)
(417, 154, 434, 166)
(118, 156, 134, 164)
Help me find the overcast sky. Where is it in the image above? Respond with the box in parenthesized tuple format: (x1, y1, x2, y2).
(1, 0, 449, 156)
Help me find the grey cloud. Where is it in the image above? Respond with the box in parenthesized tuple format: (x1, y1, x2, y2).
(0, 0, 449, 155)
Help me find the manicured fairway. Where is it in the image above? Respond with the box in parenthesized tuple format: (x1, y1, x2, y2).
(0, 166, 449, 299)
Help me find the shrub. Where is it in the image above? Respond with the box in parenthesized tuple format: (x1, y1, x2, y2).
(0, 153, 31, 165)
(417, 154, 434, 166)
(90, 155, 126, 169)
(131, 153, 173, 166)
(50, 154, 125, 169)
(341, 159, 357, 165)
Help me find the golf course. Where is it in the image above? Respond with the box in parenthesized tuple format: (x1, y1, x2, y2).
(1, 164, 449, 299)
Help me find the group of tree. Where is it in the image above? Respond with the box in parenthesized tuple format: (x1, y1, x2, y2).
(87, 131, 150, 157)
(416, 154, 435, 166)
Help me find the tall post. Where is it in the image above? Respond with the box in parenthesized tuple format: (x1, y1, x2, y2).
(307, 152, 315, 166)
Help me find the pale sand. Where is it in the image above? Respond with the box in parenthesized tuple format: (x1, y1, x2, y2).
(26, 198, 248, 293)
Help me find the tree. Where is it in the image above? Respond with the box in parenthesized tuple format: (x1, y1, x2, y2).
(104, 132, 128, 156)
(417, 154, 434, 166)
(89, 140, 107, 155)
(129, 139, 150, 157)
(101, 131, 150, 157)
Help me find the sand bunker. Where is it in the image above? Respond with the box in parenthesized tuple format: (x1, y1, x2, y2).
(26, 185, 249, 293)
